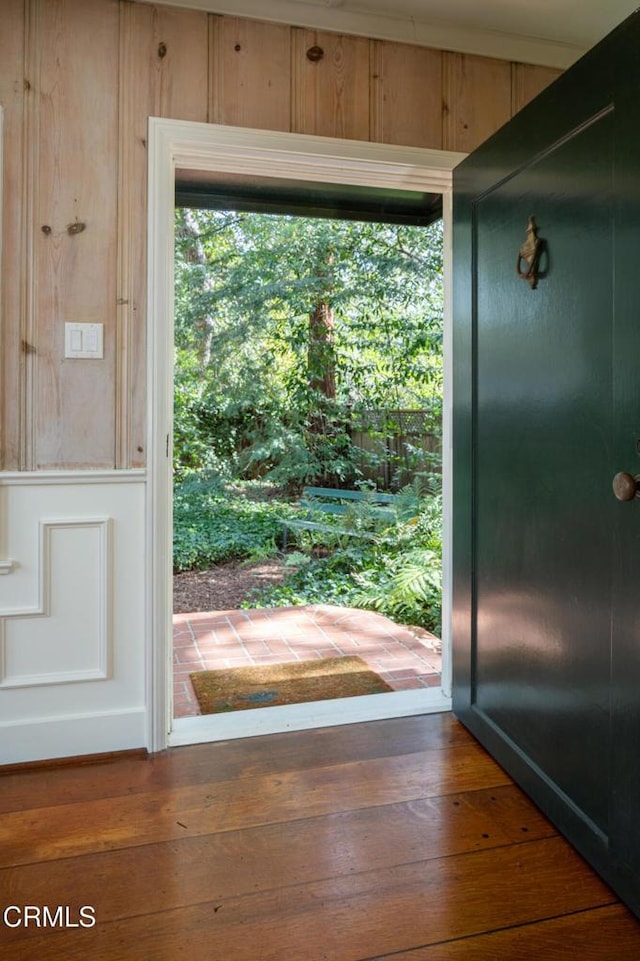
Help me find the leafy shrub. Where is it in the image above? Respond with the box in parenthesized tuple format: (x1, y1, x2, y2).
(173, 471, 442, 635)
(173, 209, 444, 486)
(246, 489, 442, 634)
(238, 406, 362, 488)
(173, 475, 296, 572)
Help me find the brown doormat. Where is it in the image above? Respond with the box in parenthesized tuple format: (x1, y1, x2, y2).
(189, 655, 393, 715)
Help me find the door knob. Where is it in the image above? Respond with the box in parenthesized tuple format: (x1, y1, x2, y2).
(612, 472, 640, 501)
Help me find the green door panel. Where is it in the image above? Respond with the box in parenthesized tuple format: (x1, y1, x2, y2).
(453, 11, 640, 918)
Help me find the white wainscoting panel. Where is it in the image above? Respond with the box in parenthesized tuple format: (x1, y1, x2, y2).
(0, 482, 43, 616)
(0, 473, 146, 764)
(0, 518, 111, 687)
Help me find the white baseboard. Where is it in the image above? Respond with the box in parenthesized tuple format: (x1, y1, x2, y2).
(0, 708, 147, 764)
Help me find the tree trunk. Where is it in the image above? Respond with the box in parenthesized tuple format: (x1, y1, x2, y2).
(179, 211, 214, 368)
(308, 300, 336, 400)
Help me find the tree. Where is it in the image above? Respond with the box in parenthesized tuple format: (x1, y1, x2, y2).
(173, 208, 443, 483)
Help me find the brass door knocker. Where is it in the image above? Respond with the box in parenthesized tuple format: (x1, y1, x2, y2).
(517, 216, 543, 289)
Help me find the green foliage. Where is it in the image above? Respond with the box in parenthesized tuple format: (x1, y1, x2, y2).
(173, 209, 444, 629)
(173, 209, 443, 484)
(173, 350, 233, 479)
(246, 488, 442, 634)
(173, 470, 442, 633)
(173, 475, 297, 572)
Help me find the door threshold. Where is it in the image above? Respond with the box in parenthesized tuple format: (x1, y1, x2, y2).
(169, 686, 451, 746)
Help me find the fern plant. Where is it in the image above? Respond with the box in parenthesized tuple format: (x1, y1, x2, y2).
(352, 546, 441, 633)
(248, 488, 443, 634)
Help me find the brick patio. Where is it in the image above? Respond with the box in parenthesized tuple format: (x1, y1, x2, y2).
(173, 604, 442, 718)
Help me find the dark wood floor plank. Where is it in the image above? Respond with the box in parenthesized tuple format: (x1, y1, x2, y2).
(0, 784, 556, 944)
(0, 741, 510, 867)
(373, 904, 640, 959)
(0, 838, 616, 960)
(0, 714, 468, 814)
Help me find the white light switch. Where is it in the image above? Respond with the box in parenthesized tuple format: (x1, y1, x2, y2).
(65, 323, 104, 359)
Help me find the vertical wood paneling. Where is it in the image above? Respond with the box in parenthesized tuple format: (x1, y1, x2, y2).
(370, 40, 442, 149)
(443, 52, 512, 153)
(0, 0, 26, 469)
(512, 62, 563, 113)
(21, 0, 40, 470)
(209, 16, 291, 131)
(36, 0, 120, 469)
(292, 28, 370, 140)
(125, 2, 209, 124)
(0, 0, 562, 469)
(117, 1, 208, 468)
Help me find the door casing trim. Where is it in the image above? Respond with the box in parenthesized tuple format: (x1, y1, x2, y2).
(147, 118, 465, 751)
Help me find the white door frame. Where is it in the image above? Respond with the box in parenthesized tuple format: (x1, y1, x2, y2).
(146, 117, 464, 752)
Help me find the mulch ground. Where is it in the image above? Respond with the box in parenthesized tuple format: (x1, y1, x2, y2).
(173, 558, 290, 614)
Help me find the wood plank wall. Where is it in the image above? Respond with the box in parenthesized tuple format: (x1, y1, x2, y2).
(0, 0, 562, 470)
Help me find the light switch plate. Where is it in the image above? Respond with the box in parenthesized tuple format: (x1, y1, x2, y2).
(64, 322, 104, 359)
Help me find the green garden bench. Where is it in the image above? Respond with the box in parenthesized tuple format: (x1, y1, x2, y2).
(280, 486, 397, 550)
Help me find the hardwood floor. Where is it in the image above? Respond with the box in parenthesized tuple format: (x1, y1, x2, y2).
(1, 713, 639, 959)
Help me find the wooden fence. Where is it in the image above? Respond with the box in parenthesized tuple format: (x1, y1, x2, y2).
(349, 409, 441, 490)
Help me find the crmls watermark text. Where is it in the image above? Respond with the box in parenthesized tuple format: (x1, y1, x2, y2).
(2, 905, 96, 928)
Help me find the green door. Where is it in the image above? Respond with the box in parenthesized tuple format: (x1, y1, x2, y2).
(453, 12, 640, 916)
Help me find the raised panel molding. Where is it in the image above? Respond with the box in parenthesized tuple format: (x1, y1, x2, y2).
(0, 473, 145, 763)
(0, 516, 112, 687)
